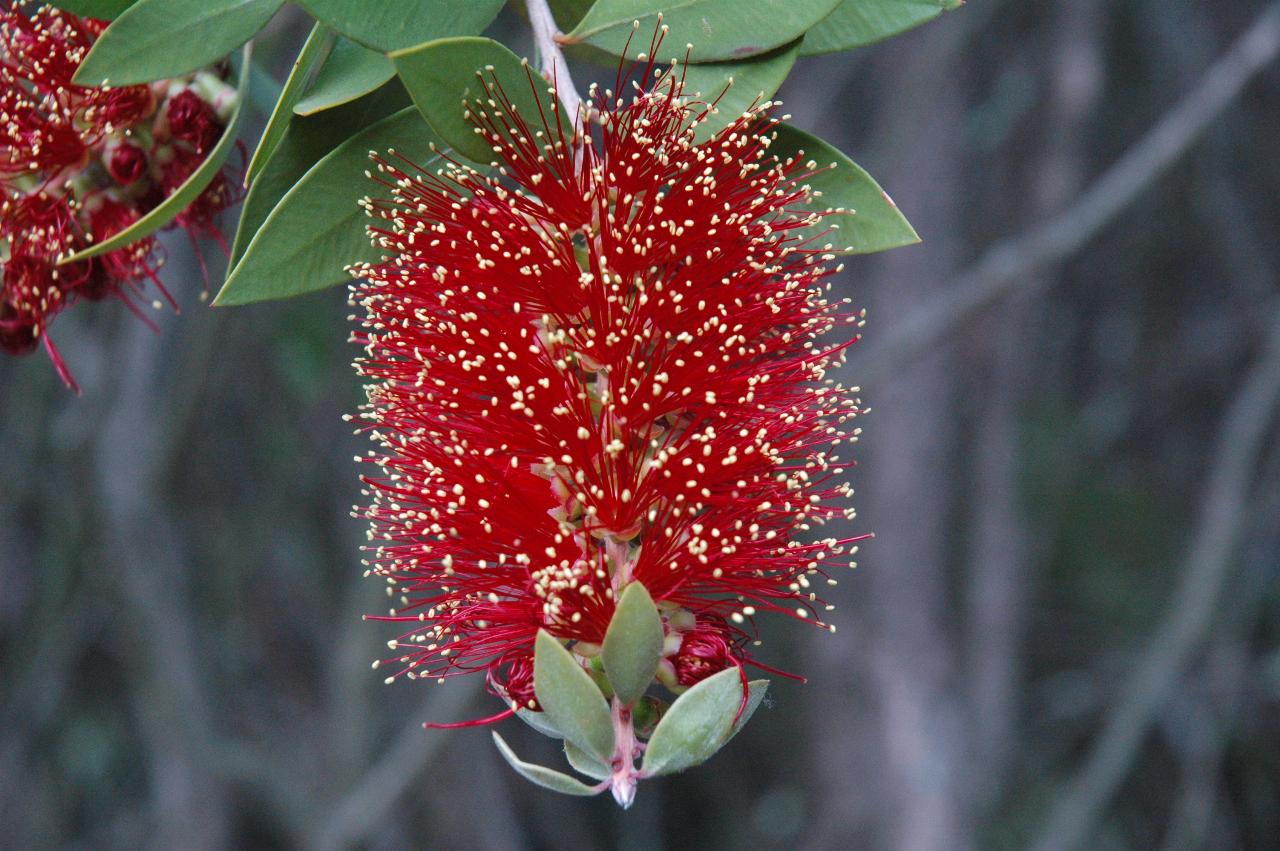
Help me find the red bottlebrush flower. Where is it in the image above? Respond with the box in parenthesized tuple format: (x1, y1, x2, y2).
(105, 139, 148, 185)
(669, 616, 739, 687)
(352, 60, 866, 722)
(164, 88, 222, 155)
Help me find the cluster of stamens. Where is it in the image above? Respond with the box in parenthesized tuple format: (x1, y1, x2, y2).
(350, 53, 867, 718)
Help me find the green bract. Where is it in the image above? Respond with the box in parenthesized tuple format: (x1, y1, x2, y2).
(641, 669, 769, 777)
(492, 732, 603, 796)
(533, 630, 616, 765)
(601, 582, 665, 707)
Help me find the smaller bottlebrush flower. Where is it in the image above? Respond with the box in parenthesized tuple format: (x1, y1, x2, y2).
(0, 2, 239, 390)
(163, 88, 221, 155)
(104, 139, 148, 185)
(352, 37, 868, 805)
(668, 615, 740, 688)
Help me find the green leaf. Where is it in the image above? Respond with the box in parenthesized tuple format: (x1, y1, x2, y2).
(215, 103, 437, 306)
(640, 669, 767, 776)
(230, 81, 410, 269)
(666, 40, 798, 141)
(391, 36, 574, 165)
(298, 0, 504, 52)
(62, 46, 252, 265)
(770, 123, 919, 255)
(600, 582, 664, 707)
(533, 630, 616, 765)
(516, 708, 563, 739)
(564, 739, 612, 781)
(47, 0, 137, 18)
(801, 0, 961, 56)
(73, 0, 282, 86)
(293, 38, 395, 116)
(244, 23, 332, 187)
(564, 0, 842, 63)
(491, 731, 604, 796)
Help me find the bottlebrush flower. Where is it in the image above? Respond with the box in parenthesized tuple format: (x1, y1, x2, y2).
(352, 44, 868, 777)
(0, 3, 239, 390)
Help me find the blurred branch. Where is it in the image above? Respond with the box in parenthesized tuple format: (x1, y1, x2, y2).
(857, 2, 1280, 384)
(311, 680, 481, 851)
(1031, 299, 1280, 851)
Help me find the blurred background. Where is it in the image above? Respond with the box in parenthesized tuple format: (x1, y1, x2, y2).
(3, 1, 1280, 848)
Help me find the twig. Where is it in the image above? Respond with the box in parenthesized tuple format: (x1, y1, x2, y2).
(310, 680, 482, 851)
(856, 3, 1280, 385)
(525, 0, 582, 125)
(1030, 299, 1280, 851)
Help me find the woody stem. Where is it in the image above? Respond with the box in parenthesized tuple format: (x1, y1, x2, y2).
(525, 0, 583, 125)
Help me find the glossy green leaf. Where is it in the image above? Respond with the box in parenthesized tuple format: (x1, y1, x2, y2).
(601, 582, 664, 707)
(62, 46, 251, 265)
(533, 630, 616, 764)
(492, 732, 604, 796)
(293, 38, 395, 116)
(215, 104, 439, 306)
(73, 0, 281, 86)
(770, 123, 920, 255)
(391, 36, 574, 164)
(298, 0, 504, 52)
(245, 23, 332, 187)
(564, 739, 612, 781)
(802, 0, 962, 56)
(641, 669, 766, 776)
(230, 82, 410, 269)
(666, 40, 798, 141)
(516, 708, 563, 739)
(47, 0, 136, 18)
(564, 0, 841, 63)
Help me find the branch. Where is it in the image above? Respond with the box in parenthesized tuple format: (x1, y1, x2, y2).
(1030, 299, 1280, 851)
(310, 680, 482, 851)
(857, 3, 1280, 385)
(525, 0, 582, 125)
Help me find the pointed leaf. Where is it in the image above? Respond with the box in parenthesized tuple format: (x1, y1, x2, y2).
(516, 708, 563, 739)
(73, 0, 281, 86)
(293, 38, 395, 116)
(390, 36, 574, 165)
(298, 0, 504, 52)
(770, 123, 920, 255)
(601, 582, 664, 706)
(491, 732, 604, 796)
(214, 105, 442, 305)
(62, 46, 251, 265)
(533, 630, 616, 764)
(245, 23, 333, 186)
(564, 739, 612, 781)
(48, 0, 136, 18)
(669, 41, 798, 142)
(564, 0, 842, 63)
(230, 81, 410, 268)
(641, 668, 765, 776)
(801, 0, 962, 56)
